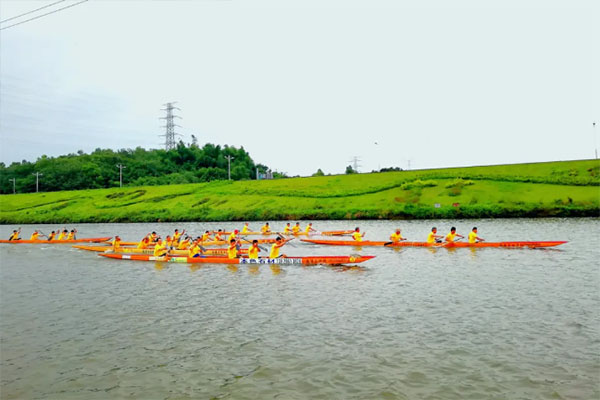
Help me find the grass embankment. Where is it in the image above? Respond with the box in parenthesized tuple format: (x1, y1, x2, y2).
(0, 160, 598, 224)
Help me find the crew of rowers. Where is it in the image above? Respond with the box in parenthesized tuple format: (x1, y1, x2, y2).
(111, 227, 294, 259)
(7, 228, 77, 241)
(350, 226, 485, 244)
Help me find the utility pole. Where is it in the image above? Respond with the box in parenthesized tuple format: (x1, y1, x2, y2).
(225, 155, 234, 180)
(9, 178, 15, 194)
(32, 172, 43, 193)
(160, 102, 182, 150)
(116, 164, 126, 187)
(348, 156, 362, 173)
(594, 122, 597, 159)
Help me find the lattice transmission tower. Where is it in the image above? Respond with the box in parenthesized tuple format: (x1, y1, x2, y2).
(160, 102, 182, 150)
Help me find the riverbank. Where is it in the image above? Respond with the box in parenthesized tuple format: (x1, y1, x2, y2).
(1, 159, 598, 224)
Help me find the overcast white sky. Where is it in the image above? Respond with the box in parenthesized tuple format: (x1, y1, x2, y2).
(0, 0, 598, 176)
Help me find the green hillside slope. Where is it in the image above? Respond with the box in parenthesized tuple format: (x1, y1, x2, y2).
(1, 160, 598, 223)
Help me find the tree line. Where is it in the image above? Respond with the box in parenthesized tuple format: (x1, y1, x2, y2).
(0, 142, 278, 194)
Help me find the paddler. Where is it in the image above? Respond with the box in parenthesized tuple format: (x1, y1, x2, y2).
(153, 238, 168, 257)
(214, 229, 224, 242)
(188, 239, 204, 258)
(351, 227, 365, 242)
(445, 227, 465, 243)
(177, 236, 192, 250)
(427, 227, 443, 244)
(148, 231, 158, 243)
(228, 229, 239, 242)
(227, 238, 240, 259)
(165, 235, 174, 249)
(389, 229, 407, 243)
(173, 229, 185, 244)
(47, 231, 57, 241)
(283, 223, 292, 234)
(292, 222, 301, 234)
(201, 230, 213, 242)
(261, 222, 271, 234)
(57, 229, 69, 240)
(468, 227, 485, 243)
(137, 235, 151, 249)
(305, 223, 317, 234)
(8, 229, 21, 241)
(29, 230, 40, 240)
(112, 235, 122, 252)
(67, 229, 77, 240)
(241, 222, 251, 234)
(248, 239, 261, 260)
(269, 236, 289, 259)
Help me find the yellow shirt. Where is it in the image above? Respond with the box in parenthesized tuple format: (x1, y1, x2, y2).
(137, 239, 148, 249)
(248, 245, 259, 259)
(241, 225, 250, 233)
(30, 232, 39, 240)
(202, 233, 212, 242)
(178, 239, 191, 250)
(445, 232, 457, 242)
(228, 245, 238, 259)
(292, 226, 300, 234)
(9, 232, 19, 240)
(112, 239, 121, 251)
(269, 243, 281, 259)
(284, 225, 292, 233)
(427, 232, 437, 243)
(228, 232, 237, 242)
(352, 232, 363, 242)
(189, 244, 201, 257)
(57, 232, 67, 240)
(305, 225, 312, 233)
(48, 232, 56, 241)
(67, 232, 75, 240)
(154, 242, 167, 257)
(468, 231, 478, 243)
(261, 225, 271, 233)
(173, 232, 182, 242)
(390, 232, 403, 242)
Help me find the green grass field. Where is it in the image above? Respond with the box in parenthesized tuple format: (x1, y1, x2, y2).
(1, 160, 598, 223)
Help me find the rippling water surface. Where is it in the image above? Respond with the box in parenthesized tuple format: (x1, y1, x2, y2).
(1, 219, 599, 399)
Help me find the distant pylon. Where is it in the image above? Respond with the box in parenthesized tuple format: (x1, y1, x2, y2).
(348, 156, 362, 172)
(159, 102, 182, 150)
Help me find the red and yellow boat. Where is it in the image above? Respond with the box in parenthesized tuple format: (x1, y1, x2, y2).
(300, 238, 567, 248)
(74, 244, 249, 256)
(99, 252, 375, 265)
(0, 236, 112, 244)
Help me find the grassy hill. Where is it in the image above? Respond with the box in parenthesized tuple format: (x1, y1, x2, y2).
(1, 160, 598, 224)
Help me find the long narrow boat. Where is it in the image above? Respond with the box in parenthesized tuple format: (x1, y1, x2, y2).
(74, 244, 249, 256)
(111, 238, 277, 247)
(219, 230, 355, 237)
(300, 238, 567, 248)
(99, 253, 375, 265)
(0, 236, 112, 244)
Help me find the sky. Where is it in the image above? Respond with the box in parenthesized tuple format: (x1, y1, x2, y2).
(0, 0, 598, 177)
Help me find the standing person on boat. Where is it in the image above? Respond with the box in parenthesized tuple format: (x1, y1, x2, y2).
(8, 229, 21, 241)
(261, 223, 271, 234)
(153, 238, 168, 257)
(427, 227, 444, 243)
(389, 229, 407, 243)
(269, 236, 289, 259)
(468, 227, 485, 243)
(248, 240, 261, 260)
(292, 222, 301, 234)
(241, 222, 251, 234)
(30, 230, 41, 240)
(445, 227, 465, 243)
(351, 227, 365, 242)
(283, 223, 292, 234)
(112, 236, 122, 252)
(305, 223, 317, 234)
(67, 229, 77, 240)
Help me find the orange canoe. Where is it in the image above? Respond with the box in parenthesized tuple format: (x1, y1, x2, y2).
(300, 238, 567, 248)
(99, 253, 375, 265)
(0, 236, 112, 244)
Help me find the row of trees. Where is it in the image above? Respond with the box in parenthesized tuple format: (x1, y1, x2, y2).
(0, 142, 277, 194)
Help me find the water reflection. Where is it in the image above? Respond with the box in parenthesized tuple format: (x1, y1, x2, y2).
(248, 265, 260, 275)
(227, 265, 238, 273)
(269, 265, 282, 275)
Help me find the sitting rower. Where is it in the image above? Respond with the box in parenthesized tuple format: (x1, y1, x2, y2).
(269, 236, 289, 259)
(178, 236, 192, 250)
(137, 236, 151, 249)
(445, 227, 465, 243)
(427, 227, 443, 244)
(241, 222, 251, 234)
(228, 229, 239, 243)
(351, 227, 365, 242)
(67, 229, 77, 240)
(305, 223, 317, 234)
(201, 230, 213, 242)
(57, 229, 69, 240)
(283, 223, 292, 234)
(173, 229, 185, 245)
(227, 238, 240, 259)
(47, 231, 57, 241)
(112, 235, 122, 252)
(389, 229, 407, 243)
(153, 238, 168, 257)
(468, 227, 485, 243)
(8, 229, 21, 241)
(214, 229, 224, 241)
(261, 222, 271, 234)
(292, 222, 301, 234)
(30, 230, 40, 240)
(248, 239, 261, 260)
(188, 239, 204, 258)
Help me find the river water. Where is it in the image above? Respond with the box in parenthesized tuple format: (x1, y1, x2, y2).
(1, 218, 598, 399)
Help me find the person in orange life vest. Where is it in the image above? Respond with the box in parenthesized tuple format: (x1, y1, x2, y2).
(47, 231, 57, 241)
(112, 236, 122, 251)
(8, 229, 21, 241)
(67, 229, 77, 240)
(30, 230, 41, 240)
(389, 229, 406, 243)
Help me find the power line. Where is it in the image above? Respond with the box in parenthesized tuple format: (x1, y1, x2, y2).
(0, 0, 66, 24)
(0, 0, 89, 31)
